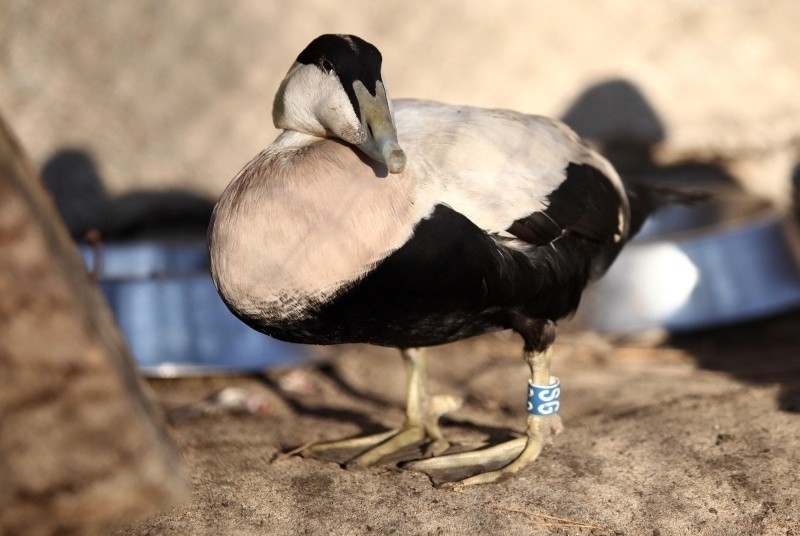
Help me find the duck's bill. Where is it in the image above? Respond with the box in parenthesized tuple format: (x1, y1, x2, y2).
(354, 81, 406, 174)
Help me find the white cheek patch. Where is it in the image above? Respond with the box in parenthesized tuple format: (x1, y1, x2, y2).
(274, 63, 364, 144)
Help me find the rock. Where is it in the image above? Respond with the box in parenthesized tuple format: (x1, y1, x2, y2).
(0, 114, 187, 536)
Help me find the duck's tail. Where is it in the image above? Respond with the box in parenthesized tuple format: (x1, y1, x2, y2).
(589, 180, 710, 280)
(625, 181, 711, 238)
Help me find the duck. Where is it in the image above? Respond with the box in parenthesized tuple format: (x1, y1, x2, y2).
(208, 34, 702, 487)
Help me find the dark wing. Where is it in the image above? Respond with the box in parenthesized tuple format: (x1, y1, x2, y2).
(506, 162, 626, 246)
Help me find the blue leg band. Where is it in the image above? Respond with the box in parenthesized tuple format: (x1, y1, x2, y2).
(527, 377, 560, 416)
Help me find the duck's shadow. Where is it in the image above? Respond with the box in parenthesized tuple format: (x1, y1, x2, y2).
(260, 362, 517, 449)
(41, 148, 213, 240)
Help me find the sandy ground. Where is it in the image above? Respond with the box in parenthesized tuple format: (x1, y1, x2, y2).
(113, 312, 800, 535)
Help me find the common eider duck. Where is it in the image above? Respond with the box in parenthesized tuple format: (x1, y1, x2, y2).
(209, 34, 701, 487)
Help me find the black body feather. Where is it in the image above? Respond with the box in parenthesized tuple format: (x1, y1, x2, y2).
(507, 163, 624, 245)
(237, 203, 600, 348)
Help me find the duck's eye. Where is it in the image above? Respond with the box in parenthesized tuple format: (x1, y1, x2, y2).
(320, 59, 334, 74)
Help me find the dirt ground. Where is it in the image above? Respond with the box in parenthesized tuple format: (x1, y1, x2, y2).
(113, 311, 800, 536)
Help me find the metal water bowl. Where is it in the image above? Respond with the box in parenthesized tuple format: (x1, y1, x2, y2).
(83, 187, 800, 374)
(569, 188, 800, 333)
(80, 241, 310, 377)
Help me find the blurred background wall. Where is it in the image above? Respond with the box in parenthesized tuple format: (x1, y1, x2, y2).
(1, 0, 799, 236)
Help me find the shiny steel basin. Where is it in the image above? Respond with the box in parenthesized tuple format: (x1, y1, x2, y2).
(570, 189, 800, 333)
(80, 241, 310, 377)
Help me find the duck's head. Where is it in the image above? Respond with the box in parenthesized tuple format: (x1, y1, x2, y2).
(272, 34, 406, 174)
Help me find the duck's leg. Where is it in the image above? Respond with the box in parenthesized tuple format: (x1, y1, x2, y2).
(305, 347, 461, 466)
(405, 319, 563, 487)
